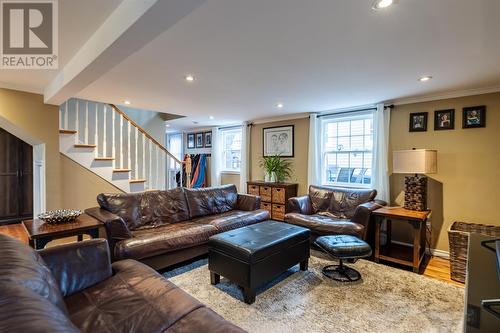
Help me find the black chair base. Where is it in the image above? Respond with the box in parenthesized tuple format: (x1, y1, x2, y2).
(322, 261, 361, 282)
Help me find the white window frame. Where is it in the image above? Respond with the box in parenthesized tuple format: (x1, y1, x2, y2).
(220, 127, 242, 173)
(320, 111, 374, 188)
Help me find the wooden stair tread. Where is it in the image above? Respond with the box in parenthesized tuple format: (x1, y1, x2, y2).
(94, 157, 115, 161)
(113, 169, 131, 172)
(74, 144, 96, 148)
(129, 179, 146, 183)
(59, 129, 77, 134)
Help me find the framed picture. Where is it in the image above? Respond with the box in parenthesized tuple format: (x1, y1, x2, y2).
(463, 106, 486, 128)
(434, 109, 455, 130)
(187, 133, 195, 149)
(195, 132, 204, 148)
(263, 125, 294, 157)
(204, 131, 212, 148)
(409, 112, 428, 132)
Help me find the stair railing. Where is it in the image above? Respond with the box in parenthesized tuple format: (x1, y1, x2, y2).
(59, 98, 185, 190)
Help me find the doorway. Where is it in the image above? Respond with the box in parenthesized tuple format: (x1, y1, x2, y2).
(0, 127, 33, 225)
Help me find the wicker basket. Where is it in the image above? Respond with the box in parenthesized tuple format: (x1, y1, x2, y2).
(448, 221, 500, 283)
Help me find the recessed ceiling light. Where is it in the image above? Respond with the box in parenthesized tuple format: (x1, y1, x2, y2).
(276, 103, 284, 108)
(124, 100, 131, 105)
(418, 75, 433, 82)
(372, 0, 393, 10)
(209, 115, 214, 120)
(185, 75, 195, 82)
(166, 124, 170, 127)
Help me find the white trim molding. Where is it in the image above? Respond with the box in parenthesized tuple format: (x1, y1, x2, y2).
(388, 85, 500, 106)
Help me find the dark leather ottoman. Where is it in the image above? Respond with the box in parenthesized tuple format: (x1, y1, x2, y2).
(208, 221, 310, 304)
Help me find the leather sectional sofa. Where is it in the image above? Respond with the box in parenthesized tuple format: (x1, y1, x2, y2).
(285, 185, 386, 241)
(86, 185, 270, 270)
(0, 234, 245, 332)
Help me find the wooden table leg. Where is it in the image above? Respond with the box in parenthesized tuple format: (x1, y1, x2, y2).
(386, 219, 392, 245)
(77, 234, 83, 242)
(412, 220, 422, 273)
(374, 217, 381, 263)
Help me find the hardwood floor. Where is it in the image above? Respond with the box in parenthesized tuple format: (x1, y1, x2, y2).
(0, 223, 464, 287)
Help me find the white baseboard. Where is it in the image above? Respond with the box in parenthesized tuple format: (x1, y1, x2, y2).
(391, 240, 450, 259)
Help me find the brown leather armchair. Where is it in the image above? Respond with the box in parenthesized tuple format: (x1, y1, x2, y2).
(284, 185, 386, 241)
(0, 234, 245, 333)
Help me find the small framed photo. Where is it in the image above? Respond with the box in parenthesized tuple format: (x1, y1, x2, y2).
(409, 112, 428, 132)
(196, 132, 204, 148)
(187, 133, 195, 149)
(263, 125, 294, 157)
(434, 109, 455, 130)
(463, 106, 486, 128)
(204, 131, 212, 148)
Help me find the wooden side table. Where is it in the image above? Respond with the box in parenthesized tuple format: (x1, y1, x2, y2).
(22, 214, 102, 250)
(372, 207, 431, 273)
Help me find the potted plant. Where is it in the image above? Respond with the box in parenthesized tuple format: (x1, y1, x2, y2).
(259, 154, 293, 182)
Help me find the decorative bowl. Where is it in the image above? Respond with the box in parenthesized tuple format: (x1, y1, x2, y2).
(38, 209, 82, 224)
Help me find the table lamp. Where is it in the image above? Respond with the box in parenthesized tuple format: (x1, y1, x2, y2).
(393, 149, 437, 211)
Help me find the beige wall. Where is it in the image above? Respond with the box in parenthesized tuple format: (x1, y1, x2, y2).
(60, 155, 121, 210)
(0, 88, 62, 210)
(0, 88, 123, 213)
(389, 92, 500, 251)
(221, 172, 240, 191)
(249, 118, 309, 195)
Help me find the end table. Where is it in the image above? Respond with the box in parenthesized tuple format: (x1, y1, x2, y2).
(372, 207, 431, 273)
(22, 213, 102, 250)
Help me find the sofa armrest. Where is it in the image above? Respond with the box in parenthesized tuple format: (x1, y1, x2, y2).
(85, 207, 132, 240)
(287, 195, 313, 215)
(351, 200, 387, 239)
(39, 239, 112, 297)
(236, 194, 261, 211)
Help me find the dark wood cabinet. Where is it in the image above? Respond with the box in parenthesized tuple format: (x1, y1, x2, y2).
(0, 128, 33, 224)
(247, 181, 298, 221)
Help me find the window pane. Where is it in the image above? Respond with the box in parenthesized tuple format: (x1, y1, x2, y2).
(350, 135, 364, 151)
(338, 121, 350, 136)
(351, 120, 364, 135)
(337, 136, 350, 151)
(221, 128, 242, 171)
(364, 135, 373, 150)
(350, 152, 363, 168)
(363, 153, 372, 168)
(325, 136, 337, 150)
(326, 122, 337, 137)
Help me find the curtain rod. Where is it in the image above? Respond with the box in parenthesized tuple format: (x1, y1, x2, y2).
(315, 104, 394, 119)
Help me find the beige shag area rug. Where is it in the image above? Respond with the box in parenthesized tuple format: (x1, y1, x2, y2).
(167, 253, 464, 333)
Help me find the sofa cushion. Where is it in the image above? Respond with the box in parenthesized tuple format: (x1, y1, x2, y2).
(138, 187, 189, 229)
(0, 234, 67, 314)
(185, 185, 238, 219)
(97, 192, 142, 230)
(285, 213, 364, 238)
(191, 209, 270, 232)
(0, 284, 79, 333)
(328, 188, 377, 219)
(64, 259, 244, 333)
(115, 221, 218, 260)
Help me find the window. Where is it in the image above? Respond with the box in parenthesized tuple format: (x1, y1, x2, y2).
(321, 112, 373, 187)
(221, 127, 242, 172)
(167, 133, 182, 169)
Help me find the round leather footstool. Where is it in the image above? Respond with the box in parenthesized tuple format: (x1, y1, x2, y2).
(315, 235, 372, 282)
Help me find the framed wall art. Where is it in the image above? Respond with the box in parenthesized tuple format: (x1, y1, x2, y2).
(409, 112, 428, 132)
(263, 125, 294, 157)
(434, 109, 455, 130)
(463, 106, 486, 128)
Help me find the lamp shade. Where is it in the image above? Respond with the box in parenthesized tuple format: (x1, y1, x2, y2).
(393, 149, 437, 174)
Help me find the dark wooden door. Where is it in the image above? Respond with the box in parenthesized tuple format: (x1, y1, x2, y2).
(0, 128, 33, 224)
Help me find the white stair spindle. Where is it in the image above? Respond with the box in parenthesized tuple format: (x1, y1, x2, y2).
(64, 101, 69, 129)
(75, 100, 79, 139)
(111, 108, 116, 168)
(127, 121, 131, 171)
(94, 103, 98, 156)
(103, 106, 107, 157)
(85, 101, 89, 144)
(149, 142, 153, 189)
(135, 127, 139, 179)
(119, 114, 124, 169)
(142, 133, 146, 180)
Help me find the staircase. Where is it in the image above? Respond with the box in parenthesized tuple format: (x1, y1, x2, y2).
(59, 98, 184, 192)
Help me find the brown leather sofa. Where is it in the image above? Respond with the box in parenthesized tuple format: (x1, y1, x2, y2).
(284, 185, 386, 241)
(0, 234, 245, 333)
(85, 185, 270, 270)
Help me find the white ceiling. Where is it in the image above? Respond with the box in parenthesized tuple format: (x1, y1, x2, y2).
(3, 0, 500, 130)
(0, 0, 123, 93)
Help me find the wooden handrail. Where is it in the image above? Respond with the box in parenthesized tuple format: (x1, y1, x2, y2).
(109, 104, 184, 164)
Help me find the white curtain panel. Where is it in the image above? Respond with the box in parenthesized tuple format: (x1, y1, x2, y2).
(239, 122, 250, 193)
(372, 103, 391, 202)
(210, 126, 222, 187)
(307, 114, 321, 187)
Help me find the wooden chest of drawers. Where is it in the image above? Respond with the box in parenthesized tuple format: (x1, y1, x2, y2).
(247, 181, 298, 221)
